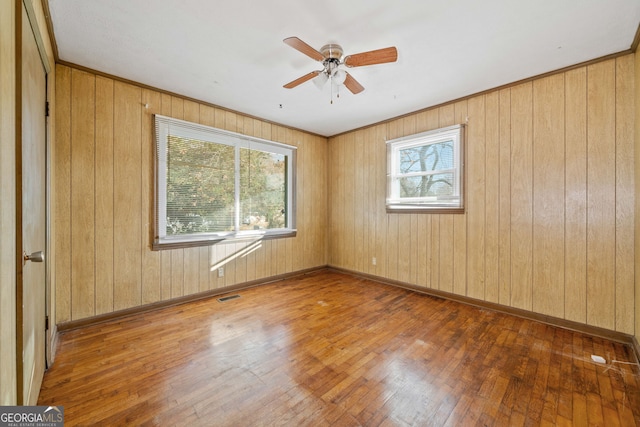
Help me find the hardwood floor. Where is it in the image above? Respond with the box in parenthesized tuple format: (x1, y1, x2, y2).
(39, 270, 640, 426)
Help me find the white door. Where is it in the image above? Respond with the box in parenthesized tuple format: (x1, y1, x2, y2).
(20, 2, 47, 405)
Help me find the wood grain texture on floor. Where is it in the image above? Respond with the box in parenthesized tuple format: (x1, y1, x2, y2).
(39, 271, 640, 426)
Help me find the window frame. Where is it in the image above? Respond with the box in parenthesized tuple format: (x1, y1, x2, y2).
(386, 124, 465, 213)
(153, 114, 296, 250)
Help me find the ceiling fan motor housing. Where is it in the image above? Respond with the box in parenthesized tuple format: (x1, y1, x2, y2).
(320, 44, 343, 60)
(319, 44, 343, 76)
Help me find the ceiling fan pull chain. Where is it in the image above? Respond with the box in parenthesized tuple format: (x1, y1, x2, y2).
(330, 74, 334, 104)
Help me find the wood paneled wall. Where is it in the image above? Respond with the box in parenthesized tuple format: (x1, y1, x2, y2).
(635, 51, 640, 345)
(54, 64, 328, 323)
(328, 55, 636, 335)
(0, 0, 17, 405)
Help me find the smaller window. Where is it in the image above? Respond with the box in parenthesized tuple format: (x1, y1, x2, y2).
(386, 124, 464, 213)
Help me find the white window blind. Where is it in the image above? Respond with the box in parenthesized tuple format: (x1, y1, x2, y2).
(154, 115, 296, 248)
(386, 124, 464, 212)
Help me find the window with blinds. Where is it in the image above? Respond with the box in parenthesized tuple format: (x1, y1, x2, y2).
(386, 124, 464, 213)
(154, 115, 296, 249)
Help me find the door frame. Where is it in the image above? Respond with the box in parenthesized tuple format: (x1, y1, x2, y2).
(16, 0, 53, 405)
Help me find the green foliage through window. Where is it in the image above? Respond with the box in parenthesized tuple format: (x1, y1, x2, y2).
(154, 115, 296, 247)
(167, 136, 235, 235)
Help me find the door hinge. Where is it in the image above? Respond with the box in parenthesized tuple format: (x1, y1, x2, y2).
(45, 315, 49, 330)
(45, 101, 49, 117)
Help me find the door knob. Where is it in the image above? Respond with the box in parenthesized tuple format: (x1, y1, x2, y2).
(23, 250, 45, 263)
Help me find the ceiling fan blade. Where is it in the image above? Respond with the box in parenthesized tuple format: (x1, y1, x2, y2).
(283, 37, 324, 62)
(343, 72, 364, 94)
(344, 46, 398, 67)
(283, 71, 322, 89)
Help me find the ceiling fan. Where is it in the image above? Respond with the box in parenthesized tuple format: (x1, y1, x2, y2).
(283, 37, 398, 98)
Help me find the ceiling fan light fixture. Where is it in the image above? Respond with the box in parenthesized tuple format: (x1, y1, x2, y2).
(332, 69, 347, 85)
(313, 72, 328, 90)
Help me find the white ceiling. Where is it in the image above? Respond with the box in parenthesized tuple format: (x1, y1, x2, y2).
(48, 0, 640, 137)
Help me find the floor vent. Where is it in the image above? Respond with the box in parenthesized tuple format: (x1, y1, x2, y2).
(217, 294, 241, 303)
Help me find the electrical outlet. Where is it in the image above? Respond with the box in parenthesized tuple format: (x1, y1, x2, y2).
(372, 257, 377, 266)
(218, 267, 224, 278)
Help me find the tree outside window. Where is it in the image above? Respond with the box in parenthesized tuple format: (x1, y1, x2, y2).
(154, 115, 296, 249)
(387, 124, 464, 213)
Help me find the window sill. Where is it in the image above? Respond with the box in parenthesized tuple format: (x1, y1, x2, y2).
(152, 229, 297, 251)
(386, 206, 465, 214)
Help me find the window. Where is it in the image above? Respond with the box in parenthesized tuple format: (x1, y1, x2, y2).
(386, 124, 464, 213)
(154, 115, 296, 249)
